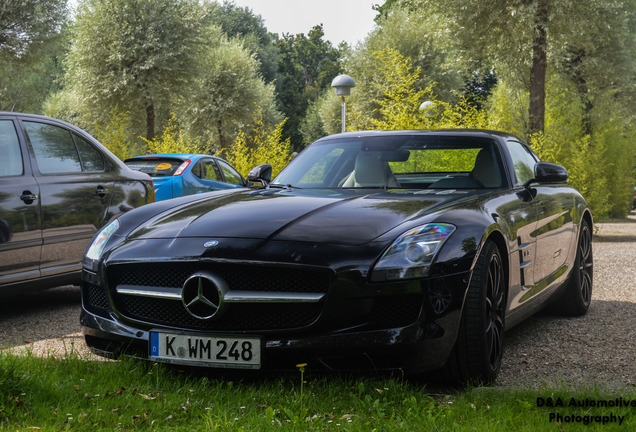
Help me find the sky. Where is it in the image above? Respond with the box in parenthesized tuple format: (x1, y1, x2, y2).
(229, 0, 379, 46)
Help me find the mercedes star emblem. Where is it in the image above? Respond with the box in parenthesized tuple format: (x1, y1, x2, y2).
(181, 271, 228, 320)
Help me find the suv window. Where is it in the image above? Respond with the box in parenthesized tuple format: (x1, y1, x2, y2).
(74, 134, 105, 171)
(506, 141, 537, 185)
(25, 121, 82, 174)
(0, 120, 23, 176)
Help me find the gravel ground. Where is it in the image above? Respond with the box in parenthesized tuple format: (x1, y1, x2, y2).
(2, 213, 635, 391)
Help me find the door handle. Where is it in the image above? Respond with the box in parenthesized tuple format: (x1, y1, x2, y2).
(96, 186, 109, 198)
(20, 191, 39, 203)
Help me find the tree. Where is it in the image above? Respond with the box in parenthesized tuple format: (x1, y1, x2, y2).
(0, 0, 68, 113)
(176, 33, 282, 154)
(0, 24, 68, 112)
(343, 5, 465, 125)
(66, 0, 211, 140)
(0, 0, 67, 58)
(208, 0, 280, 83)
(274, 25, 343, 150)
(413, 0, 636, 135)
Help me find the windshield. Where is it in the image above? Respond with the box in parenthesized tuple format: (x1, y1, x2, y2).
(272, 135, 503, 189)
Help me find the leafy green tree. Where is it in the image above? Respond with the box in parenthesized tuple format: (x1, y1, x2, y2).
(0, 1, 68, 113)
(343, 5, 465, 126)
(274, 25, 343, 150)
(413, 0, 636, 135)
(208, 0, 280, 83)
(0, 27, 68, 113)
(66, 0, 211, 140)
(176, 33, 282, 154)
(0, 0, 67, 58)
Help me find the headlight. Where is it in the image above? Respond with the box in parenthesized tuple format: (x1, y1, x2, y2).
(84, 219, 120, 270)
(371, 223, 455, 282)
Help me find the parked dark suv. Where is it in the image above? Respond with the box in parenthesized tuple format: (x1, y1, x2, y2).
(0, 112, 155, 296)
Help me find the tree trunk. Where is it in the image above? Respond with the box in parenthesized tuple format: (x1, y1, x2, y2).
(529, 0, 548, 135)
(217, 118, 227, 157)
(145, 98, 155, 141)
(568, 49, 594, 136)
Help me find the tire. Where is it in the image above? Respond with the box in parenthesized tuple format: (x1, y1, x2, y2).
(441, 240, 506, 385)
(549, 219, 593, 316)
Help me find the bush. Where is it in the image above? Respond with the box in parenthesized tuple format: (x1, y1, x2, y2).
(225, 109, 293, 178)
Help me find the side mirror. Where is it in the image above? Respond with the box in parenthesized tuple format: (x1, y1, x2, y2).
(534, 162, 569, 184)
(521, 162, 568, 201)
(247, 164, 272, 186)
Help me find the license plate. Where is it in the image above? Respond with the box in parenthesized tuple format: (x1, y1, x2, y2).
(149, 331, 261, 369)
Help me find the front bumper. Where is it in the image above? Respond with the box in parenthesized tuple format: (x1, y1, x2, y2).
(80, 267, 471, 374)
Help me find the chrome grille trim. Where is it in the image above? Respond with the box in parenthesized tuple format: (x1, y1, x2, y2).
(116, 285, 325, 303)
(116, 285, 181, 299)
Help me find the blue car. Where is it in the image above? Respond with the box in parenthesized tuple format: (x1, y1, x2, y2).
(124, 154, 246, 201)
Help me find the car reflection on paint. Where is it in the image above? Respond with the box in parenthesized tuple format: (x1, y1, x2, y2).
(81, 129, 593, 384)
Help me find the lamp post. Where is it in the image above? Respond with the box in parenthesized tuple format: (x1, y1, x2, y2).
(331, 74, 355, 133)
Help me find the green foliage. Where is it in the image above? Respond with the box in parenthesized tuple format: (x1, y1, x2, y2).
(91, 109, 142, 161)
(225, 109, 292, 178)
(274, 25, 343, 149)
(66, 0, 212, 140)
(0, 0, 67, 59)
(142, 113, 206, 156)
(177, 31, 282, 153)
(0, 19, 69, 113)
(208, 0, 280, 83)
(348, 48, 488, 132)
(343, 5, 465, 125)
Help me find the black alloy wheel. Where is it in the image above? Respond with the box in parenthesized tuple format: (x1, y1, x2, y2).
(441, 240, 506, 384)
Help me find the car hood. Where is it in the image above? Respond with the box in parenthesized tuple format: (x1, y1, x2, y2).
(127, 188, 476, 245)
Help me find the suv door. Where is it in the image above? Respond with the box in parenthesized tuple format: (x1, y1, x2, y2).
(20, 118, 113, 278)
(0, 117, 42, 286)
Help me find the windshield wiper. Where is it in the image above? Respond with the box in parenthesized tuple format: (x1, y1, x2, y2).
(268, 183, 302, 190)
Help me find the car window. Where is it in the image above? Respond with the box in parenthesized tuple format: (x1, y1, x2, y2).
(124, 158, 184, 176)
(193, 159, 222, 181)
(506, 141, 537, 185)
(74, 134, 105, 171)
(273, 136, 503, 189)
(217, 160, 244, 185)
(24, 121, 82, 174)
(0, 120, 23, 176)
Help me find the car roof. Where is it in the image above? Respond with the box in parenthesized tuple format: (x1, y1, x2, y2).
(126, 153, 219, 161)
(314, 129, 523, 143)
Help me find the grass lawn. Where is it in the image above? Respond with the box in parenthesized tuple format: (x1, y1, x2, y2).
(1, 351, 634, 431)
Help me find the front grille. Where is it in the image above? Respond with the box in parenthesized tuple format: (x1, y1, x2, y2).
(109, 262, 331, 293)
(117, 296, 321, 331)
(107, 262, 331, 331)
(83, 282, 110, 317)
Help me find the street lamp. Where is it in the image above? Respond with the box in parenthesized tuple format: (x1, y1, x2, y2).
(331, 74, 355, 133)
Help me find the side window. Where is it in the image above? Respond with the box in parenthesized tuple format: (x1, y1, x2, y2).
(74, 134, 104, 171)
(192, 159, 222, 181)
(506, 141, 537, 185)
(24, 121, 81, 174)
(0, 120, 23, 176)
(217, 160, 244, 185)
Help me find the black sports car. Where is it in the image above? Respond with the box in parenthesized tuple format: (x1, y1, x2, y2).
(81, 130, 593, 383)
